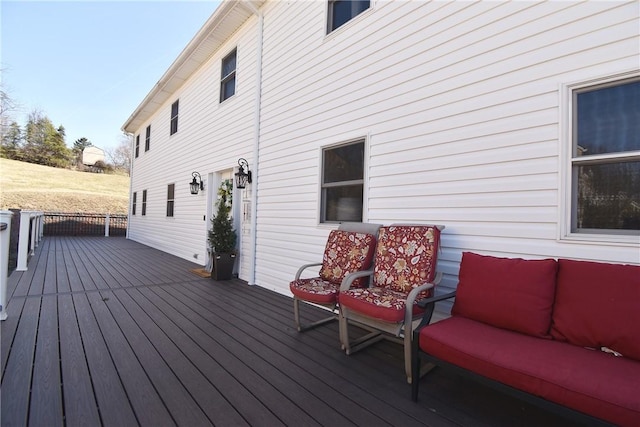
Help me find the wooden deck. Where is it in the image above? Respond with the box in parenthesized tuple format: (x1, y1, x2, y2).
(1, 237, 584, 427)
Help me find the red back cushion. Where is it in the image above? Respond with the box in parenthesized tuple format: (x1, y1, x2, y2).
(319, 230, 376, 286)
(452, 252, 558, 338)
(551, 259, 640, 361)
(372, 226, 441, 295)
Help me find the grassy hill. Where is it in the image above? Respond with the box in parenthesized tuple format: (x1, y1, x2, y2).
(0, 158, 130, 214)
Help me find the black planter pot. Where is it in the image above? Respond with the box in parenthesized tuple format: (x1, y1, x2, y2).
(212, 252, 236, 281)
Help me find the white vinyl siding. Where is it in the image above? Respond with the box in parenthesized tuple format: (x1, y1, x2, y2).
(127, 1, 639, 301)
(127, 15, 258, 269)
(254, 0, 640, 296)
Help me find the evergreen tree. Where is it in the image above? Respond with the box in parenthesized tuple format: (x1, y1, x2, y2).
(23, 110, 70, 168)
(72, 137, 92, 166)
(0, 121, 23, 159)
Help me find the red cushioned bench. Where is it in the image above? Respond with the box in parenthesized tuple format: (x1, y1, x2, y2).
(411, 252, 640, 427)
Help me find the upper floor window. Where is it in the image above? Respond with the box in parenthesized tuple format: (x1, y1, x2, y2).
(142, 189, 148, 216)
(220, 49, 237, 103)
(145, 125, 151, 152)
(568, 75, 640, 236)
(132, 191, 137, 215)
(170, 100, 179, 135)
(327, 0, 369, 33)
(166, 184, 175, 217)
(321, 139, 365, 223)
(135, 135, 140, 158)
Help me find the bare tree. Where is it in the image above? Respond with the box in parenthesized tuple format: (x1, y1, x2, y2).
(105, 132, 132, 175)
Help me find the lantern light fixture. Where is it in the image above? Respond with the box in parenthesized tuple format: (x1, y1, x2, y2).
(234, 158, 252, 189)
(190, 171, 204, 195)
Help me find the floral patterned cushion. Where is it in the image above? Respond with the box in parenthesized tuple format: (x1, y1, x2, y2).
(372, 226, 440, 293)
(318, 230, 377, 287)
(290, 278, 339, 304)
(339, 287, 428, 322)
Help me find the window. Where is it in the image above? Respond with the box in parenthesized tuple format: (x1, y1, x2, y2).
(135, 135, 140, 158)
(220, 49, 236, 102)
(132, 192, 137, 215)
(142, 190, 147, 216)
(568, 76, 640, 236)
(170, 100, 179, 135)
(145, 125, 151, 152)
(327, 0, 369, 33)
(321, 140, 365, 223)
(166, 184, 175, 217)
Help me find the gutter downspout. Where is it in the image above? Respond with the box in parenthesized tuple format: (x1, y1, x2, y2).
(126, 132, 135, 240)
(242, 1, 263, 286)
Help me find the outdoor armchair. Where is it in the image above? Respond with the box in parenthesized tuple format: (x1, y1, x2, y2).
(289, 222, 381, 332)
(338, 224, 444, 383)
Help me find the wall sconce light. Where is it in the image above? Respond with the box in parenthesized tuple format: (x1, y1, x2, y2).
(234, 158, 252, 189)
(190, 171, 204, 195)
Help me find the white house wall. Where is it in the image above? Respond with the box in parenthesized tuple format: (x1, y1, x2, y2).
(128, 14, 259, 277)
(125, 1, 639, 304)
(253, 0, 639, 296)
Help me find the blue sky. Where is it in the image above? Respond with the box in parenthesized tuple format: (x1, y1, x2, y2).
(1, 0, 221, 151)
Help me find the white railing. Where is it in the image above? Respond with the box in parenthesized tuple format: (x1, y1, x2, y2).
(1, 210, 14, 321)
(16, 210, 44, 272)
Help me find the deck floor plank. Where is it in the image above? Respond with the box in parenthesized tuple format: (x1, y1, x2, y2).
(29, 295, 63, 427)
(101, 288, 214, 426)
(85, 290, 176, 426)
(1, 237, 586, 427)
(1, 297, 41, 426)
(132, 285, 284, 427)
(71, 292, 139, 427)
(57, 294, 102, 427)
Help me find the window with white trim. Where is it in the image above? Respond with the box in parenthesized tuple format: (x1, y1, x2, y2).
(170, 100, 179, 135)
(327, 0, 370, 33)
(132, 191, 137, 215)
(135, 135, 139, 158)
(568, 75, 640, 236)
(220, 49, 236, 103)
(321, 140, 365, 223)
(142, 189, 148, 216)
(145, 125, 151, 152)
(166, 184, 175, 217)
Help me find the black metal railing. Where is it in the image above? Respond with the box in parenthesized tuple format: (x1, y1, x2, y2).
(44, 212, 127, 236)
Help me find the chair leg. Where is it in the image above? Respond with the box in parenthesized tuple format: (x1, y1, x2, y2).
(404, 330, 413, 383)
(338, 307, 349, 350)
(411, 343, 421, 401)
(340, 308, 384, 354)
(294, 297, 337, 332)
(293, 297, 302, 331)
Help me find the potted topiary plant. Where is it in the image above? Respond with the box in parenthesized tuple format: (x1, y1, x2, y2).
(208, 180, 237, 280)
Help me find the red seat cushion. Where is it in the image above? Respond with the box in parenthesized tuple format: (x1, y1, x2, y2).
(419, 317, 640, 427)
(290, 278, 339, 304)
(451, 252, 558, 338)
(319, 230, 376, 287)
(551, 259, 640, 361)
(339, 287, 428, 322)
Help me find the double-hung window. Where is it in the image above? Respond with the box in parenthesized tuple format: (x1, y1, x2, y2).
(321, 139, 365, 223)
(132, 192, 137, 215)
(327, 0, 370, 33)
(135, 135, 140, 158)
(142, 190, 148, 216)
(166, 184, 175, 217)
(220, 49, 237, 103)
(170, 100, 179, 135)
(145, 125, 151, 152)
(566, 74, 640, 238)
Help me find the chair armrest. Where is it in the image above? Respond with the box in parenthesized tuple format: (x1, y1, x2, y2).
(340, 270, 374, 291)
(294, 262, 323, 280)
(416, 290, 457, 308)
(414, 290, 457, 332)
